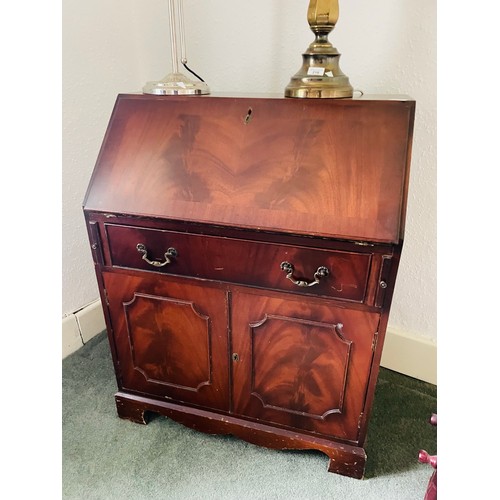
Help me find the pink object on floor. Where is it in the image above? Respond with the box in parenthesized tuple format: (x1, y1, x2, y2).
(418, 414, 437, 500)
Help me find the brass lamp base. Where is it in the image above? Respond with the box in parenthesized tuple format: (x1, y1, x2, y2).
(285, 0, 353, 99)
(285, 52, 353, 99)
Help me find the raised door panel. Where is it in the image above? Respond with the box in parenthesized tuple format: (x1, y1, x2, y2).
(231, 289, 380, 443)
(103, 271, 229, 410)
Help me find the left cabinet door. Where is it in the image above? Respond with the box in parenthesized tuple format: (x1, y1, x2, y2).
(102, 271, 230, 411)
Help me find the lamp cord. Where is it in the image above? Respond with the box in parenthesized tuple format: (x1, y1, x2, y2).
(182, 61, 206, 83)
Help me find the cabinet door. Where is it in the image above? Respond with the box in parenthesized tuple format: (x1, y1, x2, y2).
(103, 271, 229, 410)
(231, 289, 379, 442)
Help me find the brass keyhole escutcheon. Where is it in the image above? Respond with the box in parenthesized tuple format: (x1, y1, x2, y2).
(232, 353, 240, 362)
(244, 108, 253, 124)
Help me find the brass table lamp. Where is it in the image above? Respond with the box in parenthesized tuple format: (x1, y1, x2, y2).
(143, 0, 210, 95)
(285, 0, 353, 98)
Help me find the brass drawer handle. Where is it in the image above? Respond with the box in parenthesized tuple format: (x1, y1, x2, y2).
(136, 243, 178, 268)
(280, 261, 329, 287)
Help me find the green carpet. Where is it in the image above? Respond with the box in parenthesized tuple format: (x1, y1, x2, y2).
(62, 332, 437, 499)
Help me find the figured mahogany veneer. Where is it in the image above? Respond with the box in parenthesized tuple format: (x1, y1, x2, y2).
(84, 93, 415, 479)
(85, 94, 414, 243)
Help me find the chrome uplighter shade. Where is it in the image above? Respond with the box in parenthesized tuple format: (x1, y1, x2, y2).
(143, 0, 210, 95)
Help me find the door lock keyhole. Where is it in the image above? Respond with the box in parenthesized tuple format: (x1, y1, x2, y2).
(244, 108, 253, 124)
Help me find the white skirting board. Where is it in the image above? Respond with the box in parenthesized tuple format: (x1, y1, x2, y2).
(62, 300, 106, 359)
(62, 300, 437, 385)
(380, 328, 437, 385)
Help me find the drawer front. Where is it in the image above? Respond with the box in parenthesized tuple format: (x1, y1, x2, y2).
(105, 224, 371, 302)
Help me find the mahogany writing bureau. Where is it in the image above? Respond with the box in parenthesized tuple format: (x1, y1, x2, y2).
(83, 93, 415, 478)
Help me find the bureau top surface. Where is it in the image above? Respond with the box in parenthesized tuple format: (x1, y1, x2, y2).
(84, 94, 415, 243)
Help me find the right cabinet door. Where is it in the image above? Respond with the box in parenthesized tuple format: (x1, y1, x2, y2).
(231, 288, 380, 443)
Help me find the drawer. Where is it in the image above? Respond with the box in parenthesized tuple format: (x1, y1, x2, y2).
(105, 224, 372, 302)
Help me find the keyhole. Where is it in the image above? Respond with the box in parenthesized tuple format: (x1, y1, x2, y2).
(232, 353, 240, 362)
(244, 108, 253, 124)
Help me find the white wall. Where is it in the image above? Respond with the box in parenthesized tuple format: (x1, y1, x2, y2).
(63, 1, 436, 348)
